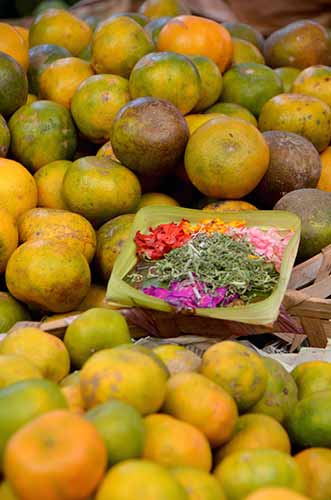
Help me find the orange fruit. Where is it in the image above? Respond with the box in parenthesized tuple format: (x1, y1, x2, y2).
(39, 57, 94, 109)
(250, 358, 298, 425)
(0, 354, 42, 390)
(264, 20, 328, 70)
(62, 156, 141, 227)
(214, 449, 307, 500)
(139, 0, 191, 18)
(184, 116, 270, 199)
(222, 22, 264, 51)
(0, 52, 28, 117)
(185, 113, 224, 135)
(203, 200, 257, 211)
(0, 379, 68, 467)
(64, 307, 132, 368)
(318, 146, 331, 192)
(215, 413, 291, 463)
(0, 210, 18, 274)
(4, 410, 107, 500)
(5, 239, 91, 313)
(295, 447, 331, 500)
(259, 93, 331, 153)
(80, 346, 168, 414)
(189, 55, 223, 112)
(143, 413, 212, 471)
(59, 371, 84, 414)
(86, 400, 145, 466)
(221, 63, 283, 116)
(244, 488, 310, 500)
(0, 23, 29, 72)
(274, 67, 300, 92)
(92, 16, 154, 77)
(96, 140, 119, 162)
(96, 459, 187, 500)
(291, 360, 331, 400)
(158, 15, 233, 73)
(171, 467, 226, 500)
(205, 101, 257, 126)
(71, 74, 131, 143)
(0, 326, 70, 383)
(153, 344, 201, 375)
(34, 160, 71, 210)
(0, 292, 30, 334)
(129, 51, 201, 115)
(18, 207, 96, 264)
(287, 391, 331, 448)
(232, 38, 265, 64)
(201, 341, 268, 412)
(110, 96, 189, 177)
(292, 65, 331, 106)
(96, 214, 134, 282)
(8, 100, 77, 173)
(137, 192, 179, 209)
(163, 372, 238, 448)
(29, 9, 92, 56)
(0, 159, 37, 219)
(27, 43, 71, 96)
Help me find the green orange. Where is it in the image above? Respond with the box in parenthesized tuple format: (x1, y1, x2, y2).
(189, 55, 223, 112)
(205, 101, 257, 126)
(71, 74, 131, 143)
(96, 214, 134, 282)
(64, 307, 132, 368)
(129, 51, 201, 115)
(221, 62, 283, 116)
(8, 100, 77, 172)
(62, 156, 141, 226)
(86, 400, 145, 466)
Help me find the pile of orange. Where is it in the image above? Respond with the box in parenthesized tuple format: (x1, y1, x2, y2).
(0, 0, 330, 496)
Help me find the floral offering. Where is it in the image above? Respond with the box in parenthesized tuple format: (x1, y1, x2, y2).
(126, 218, 294, 311)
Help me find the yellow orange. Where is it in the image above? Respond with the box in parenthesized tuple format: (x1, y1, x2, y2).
(34, 160, 71, 210)
(0, 159, 37, 220)
(318, 146, 331, 192)
(39, 57, 94, 109)
(0, 327, 70, 383)
(0, 23, 29, 71)
(143, 413, 212, 471)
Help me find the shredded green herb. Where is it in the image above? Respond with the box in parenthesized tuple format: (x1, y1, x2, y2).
(128, 232, 279, 303)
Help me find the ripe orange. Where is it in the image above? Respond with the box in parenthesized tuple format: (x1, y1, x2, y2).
(318, 147, 331, 192)
(39, 57, 94, 109)
(96, 459, 187, 500)
(184, 116, 270, 199)
(163, 372, 238, 447)
(4, 410, 107, 500)
(0, 327, 70, 383)
(143, 413, 212, 471)
(34, 160, 71, 210)
(0, 159, 37, 219)
(157, 15, 233, 73)
(0, 23, 29, 72)
(29, 9, 92, 56)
